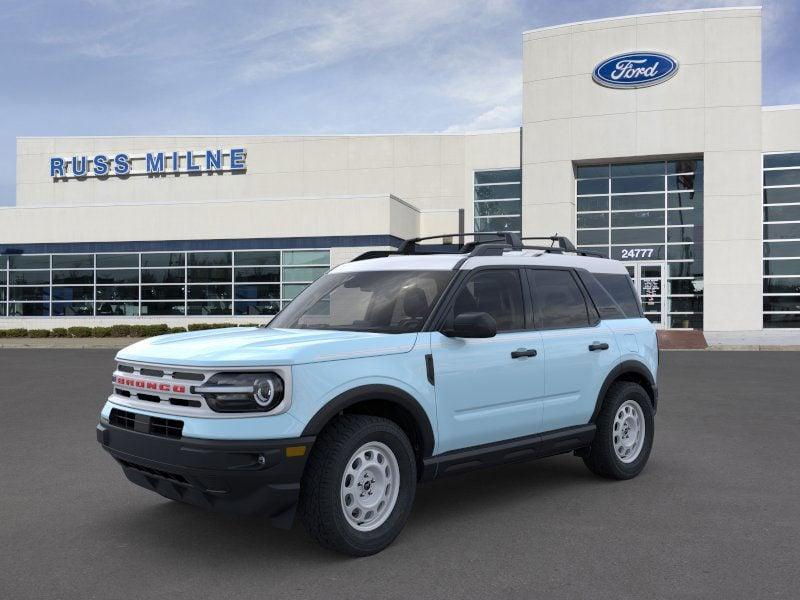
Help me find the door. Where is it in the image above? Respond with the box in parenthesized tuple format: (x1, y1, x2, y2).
(431, 268, 545, 454)
(528, 268, 620, 432)
(626, 262, 666, 329)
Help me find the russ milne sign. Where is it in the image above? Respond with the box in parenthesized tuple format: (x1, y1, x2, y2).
(592, 52, 678, 89)
(50, 148, 246, 179)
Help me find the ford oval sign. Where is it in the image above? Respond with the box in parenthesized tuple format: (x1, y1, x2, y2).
(593, 52, 678, 89)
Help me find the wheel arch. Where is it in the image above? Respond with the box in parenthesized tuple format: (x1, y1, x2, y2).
(591, 360, 658, 422)
(301, 384, 436, 466)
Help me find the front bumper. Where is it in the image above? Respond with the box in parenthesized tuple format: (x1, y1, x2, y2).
(97, 422, 315, 528)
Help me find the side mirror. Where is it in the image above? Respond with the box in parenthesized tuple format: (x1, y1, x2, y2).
(444, 312, 497, 338)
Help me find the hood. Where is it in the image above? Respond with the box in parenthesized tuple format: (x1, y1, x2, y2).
(116, 327, 419, 368)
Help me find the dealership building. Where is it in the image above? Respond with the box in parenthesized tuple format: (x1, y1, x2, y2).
(2, 5, 799, 333)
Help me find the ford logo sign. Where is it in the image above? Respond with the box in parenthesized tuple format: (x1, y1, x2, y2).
(593, 52, 678, 89)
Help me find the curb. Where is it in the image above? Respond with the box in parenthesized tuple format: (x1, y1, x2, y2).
(0, 338, 143, 349)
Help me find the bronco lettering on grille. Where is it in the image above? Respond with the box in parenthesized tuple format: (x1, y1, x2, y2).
(113, 375, 187, 394)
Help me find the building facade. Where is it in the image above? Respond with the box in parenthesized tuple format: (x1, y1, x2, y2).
(2, 6, 799, 331)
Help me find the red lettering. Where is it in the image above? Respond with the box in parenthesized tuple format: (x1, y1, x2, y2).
(146, 382, 157, 390)
(173, 385, 186, 394)
(158, 383, 170, 392)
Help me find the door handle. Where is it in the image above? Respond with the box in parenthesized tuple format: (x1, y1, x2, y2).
(588, 342, 609, 352)
(511, 348, 537, 359)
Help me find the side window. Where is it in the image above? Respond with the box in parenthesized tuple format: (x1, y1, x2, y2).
(449, 269, 525, 332)
(594, 273, 643, 318)
(576, 271, 625, 320)
(529, 269, 590, 329)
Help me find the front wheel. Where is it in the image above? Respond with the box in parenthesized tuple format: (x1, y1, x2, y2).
(298, 414, 417, 556)
(583, 381, 654, 480)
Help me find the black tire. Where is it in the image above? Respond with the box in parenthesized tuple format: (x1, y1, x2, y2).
(298, 414, 417, 556)
(583, 381, 654, 480)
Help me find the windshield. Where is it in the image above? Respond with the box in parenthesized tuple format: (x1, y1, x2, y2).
(269, 270, 455, 334)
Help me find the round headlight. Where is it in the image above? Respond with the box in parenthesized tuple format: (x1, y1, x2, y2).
(254, 378, 276, 407)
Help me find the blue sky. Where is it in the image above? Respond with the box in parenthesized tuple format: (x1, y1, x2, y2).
(1, 0, 798, 206)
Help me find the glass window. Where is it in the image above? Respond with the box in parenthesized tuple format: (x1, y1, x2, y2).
(764, 205, 800, 223)
(667, 174, 698, 191)
(51, 254, 93, 269)
(283, 284, 309, 300)
(187, 267, 231, 283)
(667, 159, 701, 174)
(667, 227, 694, 244)
(577, 246, 609, 257)
(188, 251, 231, 266)
(9, 271, 50, 285)
(96, 286, 138, 301)
(763, 259, 800, 275)
(235, 301, 281, 316)
(448, 269, 525, 332)
(764, 153, 800, 168)
(187, 285, 232, 300)
(283, 250, 329, 266)
(594, 273, 642, 318)
(10, 287, 50, 301)
(577, 179, 608, 195)
(187, 301, 232, 315)
(235, 267, 280, 283)
(271, 270, 455, 334)
(141, 285, 185, 300)
(763, 314, 800, 327)
(668, 210, 698, 226)
(52, 286, 93, 301)
(474, 216, 522, 233)
(611, 176, 663, 194)
(530, 269, 589, 329)
(668, 191, 702, 209)
(611, 228, 664, 244)
(577, 197, 608, 212)
(669, 314, 703, 329)
(576, 165, 608, 179)
(52, 302, 94, 316)
(763, 188, 800, 205)
(52, 270, 93, 284)
(577, 272, 625, 319)
(140, 302, 185, 316)
(612, 194, 664, 211)
(283, 266, 328, 283)
(474, 184, 521, 200)
(142, 268, 185, 284)
(0, 255, 6, 269)
(234, 284, 280, 300)
(96, 269, 138, 284)
(611, 211, 664, 228)
(141, 253, 184, 268)
(9, 255, 49, 269)
(763, 278, 800, 294)
(764, 170, 800, 187)
(764, 223, 800, 240)
(96, 253, 138, 268)
(234, 251, 279, 266)
(611, 162, 664, 177)
(474, 200, 521, 217)
(577, 213, 608, 229)
(96, 302, 139, 316)
(474, 170, 520, 185)
(670, 297, 703, 313)
(9, 302, 49, 316)
(763, 241, 800, 259)
(763, 296, 800, 312)
(577, 230, 609, 246)
(667, 245, 695, 261)
(670, 279, 703, 295)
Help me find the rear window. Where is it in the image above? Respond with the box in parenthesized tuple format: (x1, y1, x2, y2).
(590, 272, 643, 318)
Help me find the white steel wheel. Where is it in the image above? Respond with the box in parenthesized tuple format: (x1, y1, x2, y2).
(340, 441, 400, 532)
(613, 400, 646, 463)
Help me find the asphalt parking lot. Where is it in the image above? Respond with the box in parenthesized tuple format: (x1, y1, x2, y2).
(1, 350, 798, 600)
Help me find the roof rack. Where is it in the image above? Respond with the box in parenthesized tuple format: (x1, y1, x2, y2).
(350, 232, 602, 262)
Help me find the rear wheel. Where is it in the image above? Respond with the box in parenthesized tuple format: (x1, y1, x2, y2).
(298, 414, 416, 556)
(583, 381, 654, 480)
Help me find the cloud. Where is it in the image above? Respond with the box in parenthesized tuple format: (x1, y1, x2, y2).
(443, 103, 521, 132)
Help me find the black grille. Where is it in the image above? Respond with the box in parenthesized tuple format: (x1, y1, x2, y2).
(172, 371, 205, 382)
(109, 408, 136, 430)
(109, 408, 184, 439)
(149, 416, 183, 439)
(118, 459, 188, 484)
(140, 367, 165, 378)
(117, 364, 134, 373)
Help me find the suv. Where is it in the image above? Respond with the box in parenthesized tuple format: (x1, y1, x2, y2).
(97, 233, 657, 556)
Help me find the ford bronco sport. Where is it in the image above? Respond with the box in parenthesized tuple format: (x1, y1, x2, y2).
(97, 233, 658, 556)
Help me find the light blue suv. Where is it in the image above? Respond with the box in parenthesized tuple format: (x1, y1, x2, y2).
(97, 233, 658, 556)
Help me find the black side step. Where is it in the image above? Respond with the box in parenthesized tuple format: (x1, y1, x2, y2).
(421, 424, 596, 481)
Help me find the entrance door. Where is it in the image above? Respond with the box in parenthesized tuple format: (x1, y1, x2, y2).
(625, 262, 666, 329)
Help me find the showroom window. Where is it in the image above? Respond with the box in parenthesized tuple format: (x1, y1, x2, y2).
(474, 169, 521, 235)
(575, 159, 704, 329)
(0, 249, 329, 318)
(763, 152, 800, 328)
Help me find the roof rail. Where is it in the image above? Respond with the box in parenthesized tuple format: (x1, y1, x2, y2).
(349, 232, 595, 262)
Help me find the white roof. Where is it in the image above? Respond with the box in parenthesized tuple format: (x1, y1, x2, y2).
(332, 249, 628, 275)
